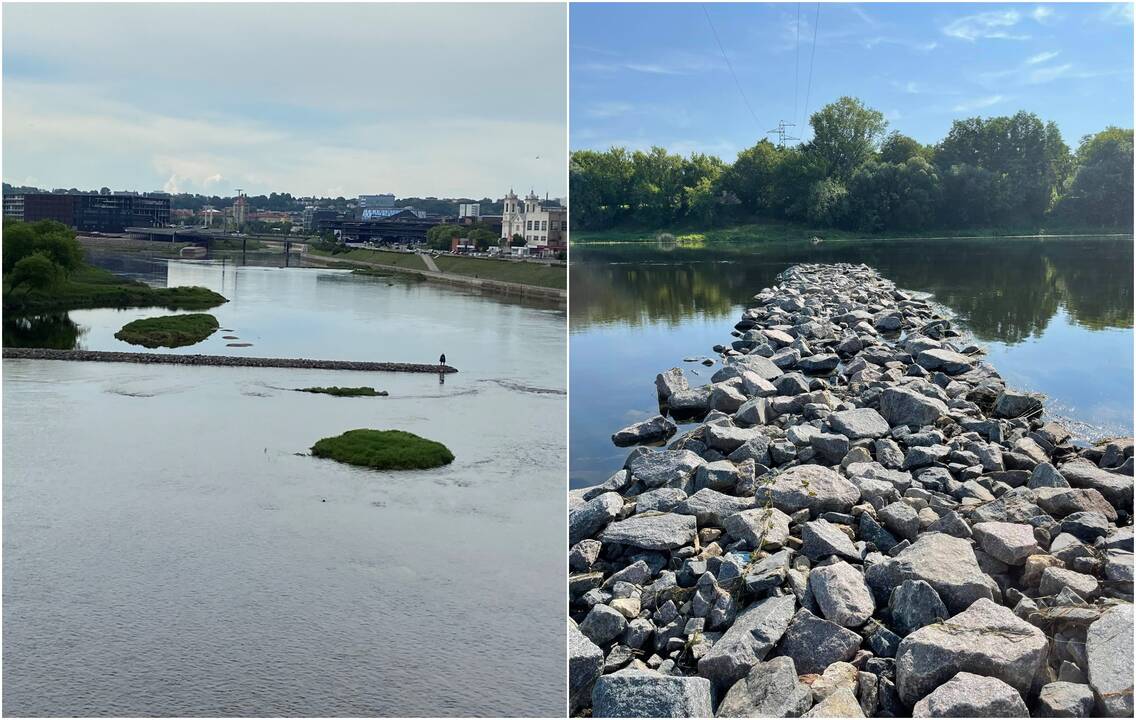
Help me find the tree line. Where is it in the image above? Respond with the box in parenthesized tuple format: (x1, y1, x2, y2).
(570, 96, 1133, 234)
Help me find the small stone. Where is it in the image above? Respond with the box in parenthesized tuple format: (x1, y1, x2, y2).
(570, 492, 624, 545)
(717, 656, 813, 717)
(972, 521, 1043, 565)
(778, 608, 863, 675)
(1034, 681, 1096, 718)
(802, 519, 861, 561)
(803, 688, 865, 718)
(1039, 567, 1099, 598)
(888, 579, 949, 636)
(810, 560, 876, 627)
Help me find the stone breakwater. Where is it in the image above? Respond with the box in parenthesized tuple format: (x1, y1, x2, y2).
(2, 348, 457, 374)
(569, 263, 1133, 718)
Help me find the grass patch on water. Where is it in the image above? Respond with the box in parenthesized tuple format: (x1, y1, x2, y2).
(297, 386, 388, 397)
(311, 429, 454, 470)
(114, 313, 220, 348)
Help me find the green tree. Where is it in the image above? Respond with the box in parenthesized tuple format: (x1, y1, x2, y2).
(6, 252, 62, 296)
(1056, 127, 1133, 228)
(718, 140, 786, 215)
(805, 178, 848, 227)
(879, 132, 927, 164)
(806, 96, 888, 181)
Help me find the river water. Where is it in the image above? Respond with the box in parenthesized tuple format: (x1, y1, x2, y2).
(570, 235, 1134, 489)
(3, 256, 566, 716)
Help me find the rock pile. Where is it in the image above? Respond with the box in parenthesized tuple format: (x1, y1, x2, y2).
(570, 263, 1133, 718)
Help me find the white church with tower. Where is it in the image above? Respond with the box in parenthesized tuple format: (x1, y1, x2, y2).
(500, 188, 566, 256)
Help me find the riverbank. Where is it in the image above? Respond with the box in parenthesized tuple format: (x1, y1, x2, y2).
(3, 264, 227, 315)
(305, 249, 566, 300)
(568, 262, 1133, 717)
(3, 347, 457, 373)
(571, 218, 1130, 246)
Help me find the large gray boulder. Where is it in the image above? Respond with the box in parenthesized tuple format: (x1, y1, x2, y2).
(865, 533, 995, 613)
(731, 354, 784, 381)
(895, 598, 1048, 706)
(569, 621, 604, 713)
(879, 386, 948, 428)
(627, 449, 704, 489)
(777, 608, 863, 675)
(722, 507, 792, 550)
(915, 348, 975, 375)
(697, 594, 797, 687)
(912, 672, 1029, 717)
(612, 415, 677, 447)
(592, 670, 713, 718)
(810, 560, 876, 628)
(801, 519, 861, 561)
(601, 513, 697, 550)
(655, 367, 689, 400)
(1085, 603, 1134, 717)
(716, 656, 814, 718)
(764, 465, 861, 516)
(674, 488, 755, 527)
(570, 491, 623, 545)
(803, 688, 865, 718)
(828, 408, 891, 440)
(579, 603, 628, 646)
(972, 521, 1042, 565)
(1059, 458, 1133, 511)
(992, 389, 1044, 419)
(889, 580, 949, 636)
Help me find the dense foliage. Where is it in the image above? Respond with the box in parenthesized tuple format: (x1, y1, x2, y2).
(570, 96, 1133, 234)
(425, 222, 499, 251)
(311, 429, 455, 470)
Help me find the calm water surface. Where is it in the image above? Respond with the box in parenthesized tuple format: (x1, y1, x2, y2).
(570, 236, 1133, 488)
(4, 257, 566, 716)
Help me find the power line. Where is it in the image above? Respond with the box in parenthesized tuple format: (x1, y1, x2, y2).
(801, 2, 820, 135)
(793, 3, 801, 124)
(703, 4, 762, 133)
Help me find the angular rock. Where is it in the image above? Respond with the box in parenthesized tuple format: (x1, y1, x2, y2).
(717, 656, 813, 718)
(602, 513, 698, 551)
(810, 560, 876, 627)
(803, 688, 865, 718)
(895, 598, 1047, 705)
(889, 579, 950, 636)
(972, 521, 1042, 565)
(1035, 681, 1096, 718)
(570, 621, 604, 713)
(879, 386, 948, 428)
(674, 488, 754, 527)
(764, 465, 862, 517)
(1085, 603, 1133, 717)
(828, 407, 891, 440)
(627, 449, 704, 489)
(655, 367, 689, 400)
(992, 389, 1044, 419)
(580, 604, 629, 646)
(722, 507, 792, 550)
(912, 672, 1029, 717)
(571, 491, 624, 545)
(591, 670, 713, 718)
(777, 608, 863, 675)
(613, 415, 678, 447)
(697, 594, 797, 687)
(801, 519, 860, 561)
(866, 533, 994, 613)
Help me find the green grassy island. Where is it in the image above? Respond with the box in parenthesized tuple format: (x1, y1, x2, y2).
(114, 313, 220, 348)
(297, 386, 388, 397)
(311, 429, 455, 470)
(3, 220, 227, 315)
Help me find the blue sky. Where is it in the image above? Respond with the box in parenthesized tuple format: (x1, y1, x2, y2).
(3, 4, 566, 199)
(571, 3, 1134, 158)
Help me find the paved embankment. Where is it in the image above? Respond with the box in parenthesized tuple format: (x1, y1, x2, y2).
(3, 347, 457, 373)
(569, 262, 1133, 718)
(304, 252, 566, 301)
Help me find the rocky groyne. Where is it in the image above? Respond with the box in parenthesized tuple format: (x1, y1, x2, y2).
(569, 263, 1132, 718)
(3, 348, 457, 374)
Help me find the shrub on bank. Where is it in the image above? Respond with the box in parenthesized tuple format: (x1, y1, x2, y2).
(311, 429, 454, 470)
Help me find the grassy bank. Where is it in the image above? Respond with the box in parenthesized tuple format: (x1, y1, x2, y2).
(4, 265, 228, 315)
(310, 246, 566, 290)
(297, 386, 388, 397)
(432, 255, 567, 289)
(114, 313, 220, 348)
(309, 247, 428, 270)
(311, 429, 454, 470)
(571, 218, 1130, 245)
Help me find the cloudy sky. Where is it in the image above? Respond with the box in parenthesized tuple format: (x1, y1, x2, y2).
(572, 3, 1133, 158)
(4, 3, 566, 199)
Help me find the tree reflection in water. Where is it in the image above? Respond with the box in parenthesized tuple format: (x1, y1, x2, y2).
(570, 236, 1133, 344)
(3, 313, 85, 349)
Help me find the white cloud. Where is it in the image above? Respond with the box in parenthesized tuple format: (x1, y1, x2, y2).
(2, 3, 567, 197)
(1025, 51, 1060, 65)
(1100, 3, 1134, 24)
(953, 95, 1007, 112)
(944, 10, 1030, 41)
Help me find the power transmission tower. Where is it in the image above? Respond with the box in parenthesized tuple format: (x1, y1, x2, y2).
(767, 120, 798, 148)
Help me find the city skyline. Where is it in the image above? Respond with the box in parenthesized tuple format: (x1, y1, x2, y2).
(3, 3, 567, 199)
(571, 2, 1134, 157)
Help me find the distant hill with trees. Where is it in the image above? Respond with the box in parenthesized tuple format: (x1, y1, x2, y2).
(570, 96, 1133, 235)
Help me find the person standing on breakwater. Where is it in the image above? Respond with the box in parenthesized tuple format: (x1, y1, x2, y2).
(439, 353, 446, 369)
